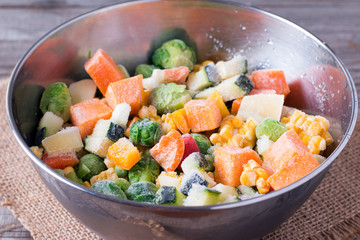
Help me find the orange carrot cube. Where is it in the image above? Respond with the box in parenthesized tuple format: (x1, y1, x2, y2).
(263, 129, 319, 190)
(42, 152, 79, 169)
(107, 138, 141, 170)
(169, 109, 190, 134)
(267, 153, 319, 190)
(251, 69, 290, 97)
(184, 99, 221, 132)
(150, 129, 184, 172)
(84, 48, 125, 95)
(262, 129, 315, 175)
(163, 66, 189, 84)
(105, 75, 143, 115)
(214, 147, 262, 187)
(70, 98, 112, 139)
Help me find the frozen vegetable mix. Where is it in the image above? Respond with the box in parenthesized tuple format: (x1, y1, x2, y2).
(30, 41, 334, 207)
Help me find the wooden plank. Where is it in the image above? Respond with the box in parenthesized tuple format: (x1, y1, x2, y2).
(0, 197, 32, 239)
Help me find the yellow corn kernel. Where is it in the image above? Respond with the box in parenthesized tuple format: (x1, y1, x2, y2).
(255, 168, 269, 181)
(298, 131, 311, 146)
(240, 170, 258, 187)
(321, 130, 333, 145)
(220, 115, 235, 128)
(232, 116, 243, 129)
(193, 64, 202, 72)
(30, 146, 43, 159)
(294, 115, 307, 129)
(307, 121, 322, 136)
(256, 178, 270, 194)
(83, 181, 91, 188)
(315, 116, 330, 130)
(63, 167, 75, 175)
(90, 168, 118, 185)
(151, 115, 163, 124)
(284, 109, 333, 153)
(201, 60, 214, 66)
(243, 160, 261, 172)
(280, 116, 290, 124)
(228, 133, 245, 147)
(104, 158, 116, 169)
(160, 114, 177, 135)
(210, 133, 225, 146)
(308, 136, 326, 155)
(238, 118, 257, 148)
(219, 124, 233, 140)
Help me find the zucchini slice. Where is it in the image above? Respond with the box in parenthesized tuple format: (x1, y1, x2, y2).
(38, 111, 64, 138)
(186, 64, 220, 92)
(84, 136, 113, 158)
(92, 119, 124, 142)
(155, 186, 186, 205)
(179, 171, 208, 195)
(216, 55, 247, 80)
(183, 185, 221, 206)
(194, 74, 254, 101)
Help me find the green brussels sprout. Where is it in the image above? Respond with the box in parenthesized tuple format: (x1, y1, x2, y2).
(150, 83, 191, 115)
(190, 133, 212, 155)
(115, 166, 128, 178)
(255, 118, 288, 142)
(114, 178, 130, 191)
(128, 155, 160, 184)
(39, 82, 72, 122)
(91, 180, 127, 199)
(129, 117, 162, 147)
(76, 154, 107, 181)
(125, 181, 158, 203)
(135, 64, 159, 78)
(152, 39, 196, 70)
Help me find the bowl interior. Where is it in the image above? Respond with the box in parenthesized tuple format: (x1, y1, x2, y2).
(7, 0, 357, 204)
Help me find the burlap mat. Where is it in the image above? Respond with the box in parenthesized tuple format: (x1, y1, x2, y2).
(0, 79, 359, 240)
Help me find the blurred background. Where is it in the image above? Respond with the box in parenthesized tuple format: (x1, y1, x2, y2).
(0, 0, 359, 239)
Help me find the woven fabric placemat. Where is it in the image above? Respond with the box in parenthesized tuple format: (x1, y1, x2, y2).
(0, 79, 359, 240)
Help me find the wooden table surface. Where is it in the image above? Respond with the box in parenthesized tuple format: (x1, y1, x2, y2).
(0, 0, 359, 239)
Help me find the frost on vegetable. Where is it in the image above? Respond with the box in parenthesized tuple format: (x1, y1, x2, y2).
(128, 155, 160, 184)
(255, 118, 288, 142)
(150, 83, 191, 115)
(76, 154, 107, 181)
(129, 117, 162, 147)
(91, 180, 127, 199)
(152, 39, 196, 70)
(40, 82, 72, 122)
(125, 181, 158, 203)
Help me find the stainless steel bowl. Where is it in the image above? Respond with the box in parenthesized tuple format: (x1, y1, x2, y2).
(6, 1, 358, 239)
